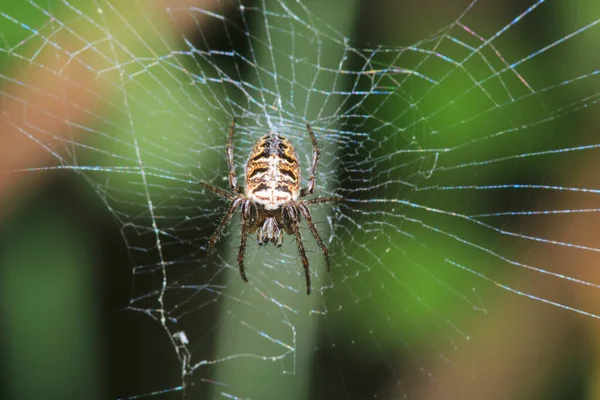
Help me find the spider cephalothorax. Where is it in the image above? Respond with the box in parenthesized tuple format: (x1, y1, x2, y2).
(201, 119, 338, 294)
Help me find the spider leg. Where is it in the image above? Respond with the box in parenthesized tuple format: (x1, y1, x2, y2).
(302, 196, 342, 205)
(300, 123, 320, 198)
(285, 205, 311, 295)
(296, 202, 330, 271)
(207, 197, 242, 254)
(257, 227, 264, 246)
(237, 200, 252, 282)
(199, 181, 236, 200)
(227, 118, 243, 194)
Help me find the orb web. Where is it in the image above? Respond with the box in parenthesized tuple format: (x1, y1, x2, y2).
(1, 0, 599, 398)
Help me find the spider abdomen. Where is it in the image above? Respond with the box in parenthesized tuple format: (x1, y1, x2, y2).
(245, 133, 301, 210)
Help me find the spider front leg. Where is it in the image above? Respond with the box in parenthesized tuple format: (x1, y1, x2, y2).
(297, 202, 331, 271)
(237, 200, 254, 283)
(207, 197, 243, 255)
(303, 196, 342, 205)
(199, 181, 236, 201)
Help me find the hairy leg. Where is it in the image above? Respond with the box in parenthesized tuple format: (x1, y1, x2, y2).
(227, 118, 242, 194)
(302, 196, 341, 205)
(300, 123, 320, 197)
(199, 181, 236, 200)
(237, 200, 252, 282)
(286, 205, 311, 295)
(208, 197, 242, 254)
(297, 202, 330, 271)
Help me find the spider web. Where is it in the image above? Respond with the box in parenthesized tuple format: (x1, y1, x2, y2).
(1, 0, 599, 398)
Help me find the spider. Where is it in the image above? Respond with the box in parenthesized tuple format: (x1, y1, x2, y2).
(201, 119, 338, 294)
